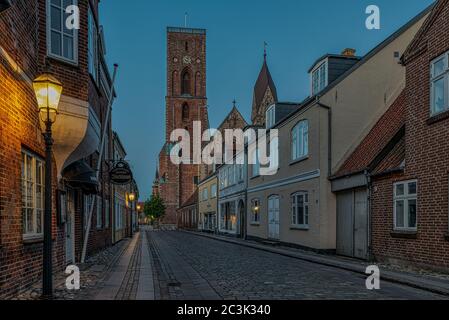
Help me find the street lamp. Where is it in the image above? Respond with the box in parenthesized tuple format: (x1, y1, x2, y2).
(33, 73, 63, 299)
(128, 193, 136, 202)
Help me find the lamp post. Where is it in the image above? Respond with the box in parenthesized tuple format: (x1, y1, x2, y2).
(33, 73, 63, 299)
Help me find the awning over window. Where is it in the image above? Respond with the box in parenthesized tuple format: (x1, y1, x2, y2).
(62, 161, 99, 194)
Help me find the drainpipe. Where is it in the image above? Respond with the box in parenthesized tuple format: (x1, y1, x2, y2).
(316, 101, 332, 178)
(366, 171, 374, 262)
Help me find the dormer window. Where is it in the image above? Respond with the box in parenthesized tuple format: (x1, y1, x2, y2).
(266, 104, 276, 129)
(311, 61, 328, 96)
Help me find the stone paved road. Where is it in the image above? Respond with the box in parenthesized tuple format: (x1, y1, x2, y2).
(147, 230, 447, 300)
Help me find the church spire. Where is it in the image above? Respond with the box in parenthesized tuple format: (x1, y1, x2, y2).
(251, 44, 278, 125)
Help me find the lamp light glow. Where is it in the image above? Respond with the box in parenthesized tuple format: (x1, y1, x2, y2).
(33, 73, 63, 119)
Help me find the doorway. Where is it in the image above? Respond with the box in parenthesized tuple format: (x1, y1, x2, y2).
(336, 188, 368, 259)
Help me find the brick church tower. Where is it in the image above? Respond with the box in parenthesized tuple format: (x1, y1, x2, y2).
(157, 27, 209, 227)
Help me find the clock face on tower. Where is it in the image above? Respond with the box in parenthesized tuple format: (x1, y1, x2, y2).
(183, 56, 192, 65)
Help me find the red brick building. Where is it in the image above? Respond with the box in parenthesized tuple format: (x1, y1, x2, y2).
(332, 0, 449, 271)
(0, 0, 115, 298)
(157, 27, 209, 228)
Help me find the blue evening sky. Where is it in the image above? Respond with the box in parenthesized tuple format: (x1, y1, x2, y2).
(100, 0, 434, 200)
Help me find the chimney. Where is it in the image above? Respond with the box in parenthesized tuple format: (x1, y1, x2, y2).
(341, 48, 356, 57)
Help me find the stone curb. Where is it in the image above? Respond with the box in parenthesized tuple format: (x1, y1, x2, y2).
(182, 230, 449, 297)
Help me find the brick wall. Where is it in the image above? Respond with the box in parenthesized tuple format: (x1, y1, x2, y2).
(372, 0, 449, 270)
(159, 29, 209, 226)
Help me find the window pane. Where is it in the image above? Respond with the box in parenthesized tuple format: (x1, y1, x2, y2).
(51, 31, 62, 56)
(63, 0, 73, 10)
(36, 210, 42, 234)
(51, 0, 61, 6)
(408, 199, 417, 229)
(408, 182, 417, 195)
(51, 6, 62, 31)
(63, 10, 74, 35)
(396, 184, 404, 196)
(305, 205, 309, 225)
(432, 77, 446, 114)
(27, 209, 33, 234)
(395, 200, 405, 228)
(63, 35, 73, 60)
(433, 58, 446, 77)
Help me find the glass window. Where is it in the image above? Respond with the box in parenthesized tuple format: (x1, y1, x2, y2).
(21, 151, 44, 238)
(291, 120, 309, 161)
(394, 181, 418, 231)
(211, 184, 217, 198)
(431, 53, 449, 115)
(266, 105, 276, 129)
(47, 0, 77, 62)
(311, 61, 327, 95)
(291, 192, 309, 227)
(88, 6, 99, 81)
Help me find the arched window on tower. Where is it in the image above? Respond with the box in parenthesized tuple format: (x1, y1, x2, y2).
(181, 69, 191, 95)
(182, 103, 189, 120)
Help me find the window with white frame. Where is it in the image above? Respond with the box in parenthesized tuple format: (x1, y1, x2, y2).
(394, 181, 417, 231)
(211, 184, 217, 198)
(96, 195, 103, 229)
(88, 5, 99, 82)
(251, 199, 261, 223)
(431, 52, 449, 116)
(47, 0, 77, 63)
(292, 120, 309, 161)
(21, 151, 44, 238)
(291, 192, 309, 227)
(311, 61, 328, 95)
(266, 105, 276, 129)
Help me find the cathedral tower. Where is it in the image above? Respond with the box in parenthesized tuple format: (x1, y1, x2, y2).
(157, 27, 209, 226)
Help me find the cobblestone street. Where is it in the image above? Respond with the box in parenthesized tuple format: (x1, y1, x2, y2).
(145, 230, 446, 300)
(16, 228, 449, 300)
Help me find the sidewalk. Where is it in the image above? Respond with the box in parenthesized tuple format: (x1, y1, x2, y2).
(94, 230, 155, 300)
(15, 230, 155, 300)
(183, 230, 449, 296)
